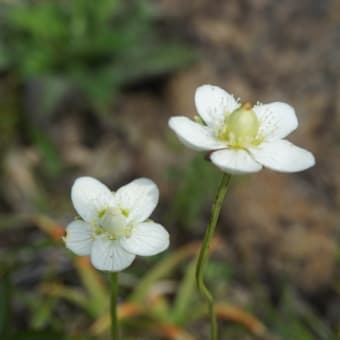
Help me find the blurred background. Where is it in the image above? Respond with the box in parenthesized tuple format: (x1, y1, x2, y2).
(0, 0, 339, 339)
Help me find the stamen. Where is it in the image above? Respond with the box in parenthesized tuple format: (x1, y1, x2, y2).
(194, 115, 205, 125)
(242, 102, 252, 110)
(121, 208, 129, 217)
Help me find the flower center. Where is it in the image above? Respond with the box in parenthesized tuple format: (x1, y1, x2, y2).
(218, 103, 262, 148)
(94, 208, 133, 240)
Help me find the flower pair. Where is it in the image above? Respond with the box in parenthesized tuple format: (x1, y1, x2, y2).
(65, 84, 315, 271)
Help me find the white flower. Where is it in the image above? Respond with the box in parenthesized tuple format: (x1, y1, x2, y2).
(64, 177, 169, 272)
(169, 85, 315, 174)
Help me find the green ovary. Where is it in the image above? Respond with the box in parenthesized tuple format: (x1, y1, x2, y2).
(218, 103, 262, 148)
(94, 208, 133, 240)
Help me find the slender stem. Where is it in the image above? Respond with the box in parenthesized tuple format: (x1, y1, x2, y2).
(195, 173, 231, 340)
(109, 272, 119, 340)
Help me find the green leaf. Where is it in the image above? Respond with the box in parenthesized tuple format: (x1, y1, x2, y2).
(130, 243, 200, 303)
(170, 260, 197, 325)
(74, 258, 109, 317)
(1, 0, 195, 111)
(167, 156, 220, 228)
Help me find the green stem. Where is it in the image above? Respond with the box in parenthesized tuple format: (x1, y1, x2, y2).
(109, 272, 119, 340)
(195, 173, 231, 340)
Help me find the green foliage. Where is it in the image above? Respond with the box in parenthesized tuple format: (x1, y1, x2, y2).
(0, 0, 194, 110)
(205, 261, 233, 284)
(167, 156, 221, 228)
(2, 214, 338, 339)
(170, 259, 197, 325)
(266, 287, 336, 340)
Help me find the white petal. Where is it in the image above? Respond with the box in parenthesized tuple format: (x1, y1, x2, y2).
(71, 177, 115, 223)
(90, 238, 136, 272)
(195, 85, 240, 128)
(253, 102, 298, 141)
(65, 220, 93, 256)
(115, 178, 159, 223)
(210, 148, 262, 174)
(168, 116, 226, 151)
(250, 140, 315, 173)
(120, 221, 169, 256)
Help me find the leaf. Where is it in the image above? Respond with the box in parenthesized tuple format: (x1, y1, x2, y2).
(39, 283, 90, 316)
(1, 0, 195, 111)
(130, 242, 200, 303)
(30, 296, 57, 330)
(130, 240, 221, 303)
(167, 156, 221, 228)
(170, 260, 197, 325)
(74, 257, 109, 317)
